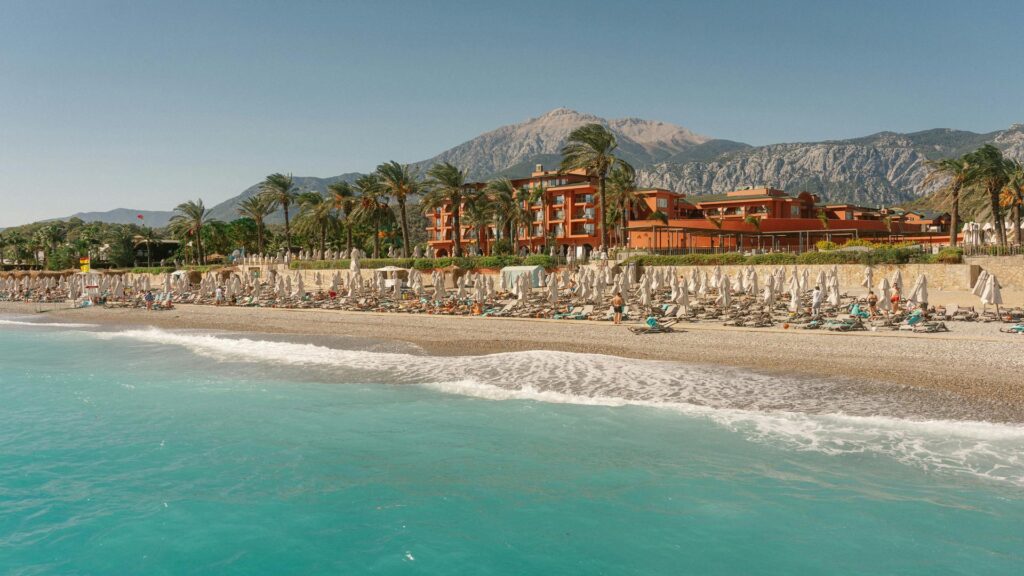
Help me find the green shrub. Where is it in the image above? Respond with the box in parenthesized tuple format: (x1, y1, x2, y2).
(474, 255, 522, 269)
(524, 254, 555, 268)
(129, 266, 176, 274)
(932, 247, 963, 264)
(491, 238, 513, 255)
(453, 256, 477, 270)
(815, 240, 839, 251)
(745, 253, 798, 265)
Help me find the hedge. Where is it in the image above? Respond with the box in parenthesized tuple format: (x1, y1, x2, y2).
(625, 248, 962, 266)
(289, 254, 556, 271)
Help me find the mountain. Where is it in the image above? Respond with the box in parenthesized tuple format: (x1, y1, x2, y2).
(66, 208, 176, 227)
(411, 107, 724, 179)
(37, 110, 1024, 227)
(637, 125, 1024, 207)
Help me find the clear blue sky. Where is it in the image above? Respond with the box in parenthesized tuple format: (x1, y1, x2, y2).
(2, 0, 1022, 226)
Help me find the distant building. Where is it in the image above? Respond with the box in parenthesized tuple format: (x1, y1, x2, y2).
(425, 171, 952, 255)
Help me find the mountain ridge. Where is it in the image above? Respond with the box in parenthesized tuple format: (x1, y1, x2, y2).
(42, 109, 1024, 226)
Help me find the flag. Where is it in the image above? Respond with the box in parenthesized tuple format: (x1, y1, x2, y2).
(137, 214, 144, 220)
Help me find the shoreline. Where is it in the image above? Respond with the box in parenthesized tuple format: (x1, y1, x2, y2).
(3, 301, 1023, 422)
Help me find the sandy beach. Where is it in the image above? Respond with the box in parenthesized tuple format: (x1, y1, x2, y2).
(3, 300, 1022, 421)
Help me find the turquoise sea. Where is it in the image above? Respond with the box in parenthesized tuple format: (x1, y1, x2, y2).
(1, 318, 1022, 575)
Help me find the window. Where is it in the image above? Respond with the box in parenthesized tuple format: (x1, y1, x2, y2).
(579, 194, 594, 204)
(534, 211, 544, 221)
(657, 198, 668, 209)
(554, 210, 565, 220)
(583, 223, 595, 234)
(790, 205, 800, 217)
(553, 195, 564, 205)
(533, 225, 543, 237)
(554, 224, 564, 237)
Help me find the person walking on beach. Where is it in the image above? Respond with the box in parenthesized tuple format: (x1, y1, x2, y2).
(144, 290, 155, 311)
(810, 285, 823, 317)
(611, 292, 625, 325)
(215, 286, 225, 306)
(890, 288, 901, 313)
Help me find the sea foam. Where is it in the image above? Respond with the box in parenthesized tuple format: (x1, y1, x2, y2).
(91, 327, 1024, 486)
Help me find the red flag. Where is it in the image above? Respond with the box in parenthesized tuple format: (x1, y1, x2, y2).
(137, 214, 144, 220)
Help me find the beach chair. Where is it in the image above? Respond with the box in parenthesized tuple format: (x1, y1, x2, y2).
(912, 321, 949, 333)
(824, 317, 866, 331)
(999, 324, 1024, 334)
(558, 304, 594, 320)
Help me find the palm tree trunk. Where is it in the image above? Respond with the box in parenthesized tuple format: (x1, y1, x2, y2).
(1013, 203, 1022, 246)
(257, 221, 265, 254)
(283, 203, 292, 255)
(948, 189, 959, 247)
(990, 188, 1007, 247)
(373, 217, 381, 259)
(398, 198, 411, 258)
(452, 208, 462, 257)
(598, 176, 608, 250)
(346, 222, 353, 254)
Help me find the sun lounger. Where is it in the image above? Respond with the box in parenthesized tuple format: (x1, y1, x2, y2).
(912, 321, 949, 333)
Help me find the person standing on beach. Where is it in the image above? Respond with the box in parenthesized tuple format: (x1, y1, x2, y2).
(611, 292, 625, 325)
(867, 290, 878, 317)
(144, 290, 155, 311)
(215, 286, 225, 306)
(890, 288, 901, 313)
(810, 285, 823, 317)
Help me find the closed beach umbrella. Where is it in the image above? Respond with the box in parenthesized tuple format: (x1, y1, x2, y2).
(971, 270, 989, 297)
(787, 276, 801, 312)
(861, 266, 873, 295)
(907, 275, 928, 306)
(828, 275, 841, 307)
(716, 276, 731, 308)
(980, 275, 1002, 310)
(762, 282, 776, 308)
(877, 278, 892, 313)
(676, 281, 690, 311)
(548, 275, 559, 306)
(891, 270, 903, 294)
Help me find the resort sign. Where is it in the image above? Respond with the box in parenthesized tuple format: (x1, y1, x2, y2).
(79, 257, 90, 273)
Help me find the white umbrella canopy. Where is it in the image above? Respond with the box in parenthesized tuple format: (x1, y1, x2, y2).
(548, 275, 559, 306)
(675, 280, 690, 311)
(814, 270, 826, 292)
(980, 275, 1002, 308)
(733, 271, 746, 295)
(907, 275, 929, 306)
(762, 282, 776, 308)
(971, 270, 990, 297)
(877, 278, 893, 313)
(787, 276, 801, 312)
(891, 270, 904, 294)
(716, 276, 732, 308)
(711, 266, 722, 289)
(828, 276, 841, 307)
(861, 266, 873, 295)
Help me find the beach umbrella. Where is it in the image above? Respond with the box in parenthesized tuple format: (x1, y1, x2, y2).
(762, 282, 776, 308)
(787, 276, 801, 313)
(891, 270, 904, 294)
(748, 268, 759, 297)
(432, 273, 446, 301)
(675, 280, 690, 312)
(827, 275, 841, 307)
(907, 275, 929, 306)
(455, 274, 467, 300)
(861, 266, 873, 295)
(980, 274, 1002, 311)
(877, 278, 893, 313)
(716, 276, 732, 308)
(548, 275, 559, 306)
(711, 266, 722, 289)
(733, 271, 745, 295)
(295, 275, 305, 299)
(971, 270, 989, 297)
(814, 270, 826, 292)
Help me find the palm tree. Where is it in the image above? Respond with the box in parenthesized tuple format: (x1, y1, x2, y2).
(560, 123, 634, 250)
(605, 164, 638, 246)
(140, 226, 160, 267)
(423, 162, 469, 257)
(237, 194, 277, 254)
(484, 177, 518, 242)
(260, 173, 298, 254)
(295, 192, 340, 254)
(169, 199, 216, 264)
(965, 145, 1011, 247)
(1001, 160, 1024, 246)
(351, 174, 390, 258)
(328, 180, 357, 254)
(924, 156, 969, 247)
(375, 161, 422, 257)
(461, 188, 496, 255)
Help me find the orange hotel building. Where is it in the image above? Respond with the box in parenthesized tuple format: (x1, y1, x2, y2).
(425, 166, 951, 255)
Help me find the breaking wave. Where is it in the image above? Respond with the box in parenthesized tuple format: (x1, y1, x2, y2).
(91, 327, 1024, 486)
(0, 318, 96, 328)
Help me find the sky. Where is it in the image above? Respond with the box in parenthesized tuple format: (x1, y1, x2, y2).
(1, 0, 1022, 226)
